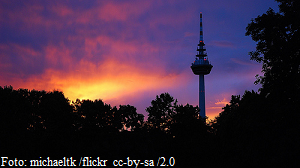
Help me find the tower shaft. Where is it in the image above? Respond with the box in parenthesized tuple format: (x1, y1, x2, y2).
(199, 74, 205, 118)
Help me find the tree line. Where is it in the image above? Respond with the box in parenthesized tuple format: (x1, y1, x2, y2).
(0, 86, 212, 166)
(0, 86, 204, 134)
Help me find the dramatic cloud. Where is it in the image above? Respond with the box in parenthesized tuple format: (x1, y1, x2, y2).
(0, 0, 279, 119)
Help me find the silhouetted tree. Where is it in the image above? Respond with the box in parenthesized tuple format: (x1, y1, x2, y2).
(75, 99, 116, 131)
(145, 93, 215, 166)
(170, 104, 209, 138)
(146, 93, 177, 132)
(74, 99, 144, 132)
(246, 0, 300, 116)
(212, 1, 300, 166)
(245, 2, 300, 164)
(38, 91, 74, 132)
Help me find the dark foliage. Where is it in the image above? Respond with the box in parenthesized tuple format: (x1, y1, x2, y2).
(0, 87, 214, 166)
(246, 0, 300, 113)
(146, 92, 177, 132)
(145, 93, 215, 166)
(212, 0, 300, 166)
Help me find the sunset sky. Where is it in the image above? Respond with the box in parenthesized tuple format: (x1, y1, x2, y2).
(0, 0, 279, 120)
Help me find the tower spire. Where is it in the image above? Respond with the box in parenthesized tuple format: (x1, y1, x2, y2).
(200, 12, 203, 42)
(190, 12, 213, 119)
(196, 12, 207, 58)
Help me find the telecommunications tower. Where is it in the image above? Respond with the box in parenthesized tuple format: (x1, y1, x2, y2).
(191, 12, 213, 119)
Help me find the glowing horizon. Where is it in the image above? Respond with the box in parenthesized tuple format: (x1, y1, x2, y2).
(0, 0, 278, 120)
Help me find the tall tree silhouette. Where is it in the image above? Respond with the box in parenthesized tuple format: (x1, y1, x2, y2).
(212, 1, 300, 166)
(246, 0, 300, 116)
(146, 93, 177, 132)
(145, 93, 214, 166)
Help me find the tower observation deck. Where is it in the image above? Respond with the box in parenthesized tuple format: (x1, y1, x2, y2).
(191, 12, 213, 119)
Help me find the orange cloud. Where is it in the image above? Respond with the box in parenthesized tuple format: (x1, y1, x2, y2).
(214, 98, 230, 107)
(14, 57, 184, 104)
(206, 97, 230, 120)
